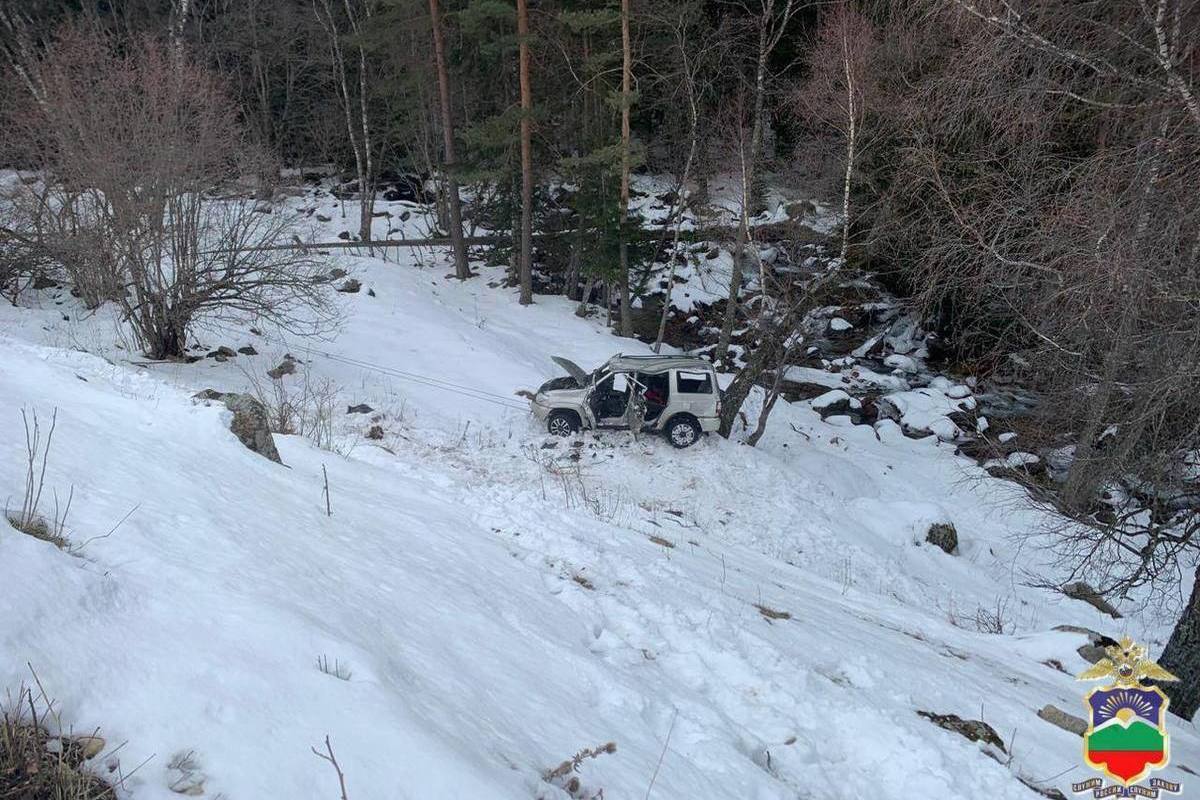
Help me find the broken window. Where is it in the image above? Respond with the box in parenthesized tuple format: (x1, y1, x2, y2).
(677, 370, 713, 394)
(638, 372, 670, 421)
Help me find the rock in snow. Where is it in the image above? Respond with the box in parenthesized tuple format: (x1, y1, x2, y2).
(192, 390, 282, 463)
(918, 711, 1006, 752)
(877, 387, 968, 441)
(222, 393, 282, 463)
(266, 358, 296, 379)
(829, 317, 854, 333)
(1037, 705, 1087, 737)
(811, 389, 860, 418)
(925, 522, 959, 554)
(1062, 582, 1123, 619)
(885, 353, 921, 373)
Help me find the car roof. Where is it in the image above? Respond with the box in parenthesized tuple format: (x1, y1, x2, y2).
(605, 354, 714, 373)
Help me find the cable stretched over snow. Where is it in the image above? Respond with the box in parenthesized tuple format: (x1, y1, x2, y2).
(201, 320, 531, 412)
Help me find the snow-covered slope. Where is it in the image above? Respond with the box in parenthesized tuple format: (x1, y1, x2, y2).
(1, 232, 1196, 798)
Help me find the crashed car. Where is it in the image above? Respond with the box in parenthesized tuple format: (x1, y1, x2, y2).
(529, 354, 721, 448)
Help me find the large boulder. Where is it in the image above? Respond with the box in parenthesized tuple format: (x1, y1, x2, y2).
(784, 200, 817, 220)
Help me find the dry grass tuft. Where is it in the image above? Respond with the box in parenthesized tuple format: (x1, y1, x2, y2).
(6, 515, 69, 550)
(542, 741, 616, 799)
(1, 682, 114, 799)
(755, 604, 792, 621)
(316, 655, 353, 681)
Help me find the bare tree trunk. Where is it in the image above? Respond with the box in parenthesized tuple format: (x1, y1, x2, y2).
(838, 19, 856, 265)
(1161, 563, 1200, 721)
(429, 0, 470, 280)
(314, 0, 373, 242)
(718, 257, 846, 438)
(653, 18, 703, 354)
(171, 0, 191, 69)
(565, 224, 583, 300)
(652, 245, 683, 353)
(717, 312, 784, 437)
(617, 0, 634, 336)
(745, 337, 800, 446)
(715, 14, 770, 364)
(347, 0, 374, 243)
(516, 0, 534, 305)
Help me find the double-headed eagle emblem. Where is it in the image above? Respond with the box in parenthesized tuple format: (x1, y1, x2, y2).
(1073, 636, 1183, 793)
(1077, 636, 1179, 688)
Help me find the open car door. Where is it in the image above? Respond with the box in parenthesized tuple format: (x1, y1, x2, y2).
(589, 371, 633, 426)
(551, 356, 591, 388)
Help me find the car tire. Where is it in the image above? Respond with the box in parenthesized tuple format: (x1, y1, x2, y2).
(547, 410, 580, 437)
(664, 415, 701, 448)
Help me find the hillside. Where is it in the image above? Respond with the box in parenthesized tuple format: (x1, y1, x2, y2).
(2, 217, 1196, 799)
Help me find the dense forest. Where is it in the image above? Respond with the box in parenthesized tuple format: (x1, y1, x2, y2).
(3, 0, 1200, 719)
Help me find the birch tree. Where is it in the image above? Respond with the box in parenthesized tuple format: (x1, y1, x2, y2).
(170, 0, 191, 68)
(650, 2, 722, 353)
(314, 0, 377, 243)
(713, 0, 805, 365)
(794, 1, 875, 266)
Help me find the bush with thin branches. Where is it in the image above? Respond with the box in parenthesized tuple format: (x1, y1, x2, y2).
(4, 26, 336, 359)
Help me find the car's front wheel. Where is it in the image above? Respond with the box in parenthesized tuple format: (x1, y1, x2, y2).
(547, 409, 581, 437)
(665, 416, 701, 448)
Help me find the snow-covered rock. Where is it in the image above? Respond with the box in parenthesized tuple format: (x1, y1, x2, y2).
(828, 317, 854, 333)
(878, 387, 973, 441)
(811, 389, 861, 418)
(885, 353, 921, 373)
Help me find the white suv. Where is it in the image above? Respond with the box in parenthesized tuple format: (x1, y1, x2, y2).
(530, 354, 720, 448)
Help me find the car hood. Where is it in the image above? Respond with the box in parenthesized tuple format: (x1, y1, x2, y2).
(551, 356, 590, 387)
